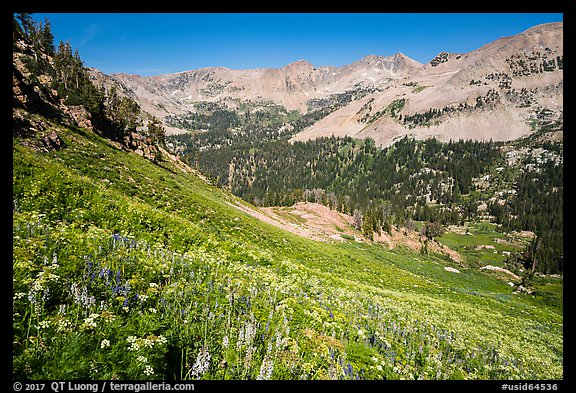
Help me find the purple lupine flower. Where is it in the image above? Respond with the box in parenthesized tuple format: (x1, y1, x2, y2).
(346, 363, 353, 377)
(189, 346, 211, 379)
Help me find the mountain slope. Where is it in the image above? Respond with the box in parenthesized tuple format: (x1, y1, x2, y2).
(13, 107, 563, 380)
(103, 52, 421, 119)
(12, 15, 562, 381)
(291, 22, 563, 146)
(92, 22, 562, 146)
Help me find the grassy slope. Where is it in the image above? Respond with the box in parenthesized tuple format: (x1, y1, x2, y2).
(12, 119, 562, 380)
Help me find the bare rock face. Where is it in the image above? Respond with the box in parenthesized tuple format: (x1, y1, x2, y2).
(124, 132, 144, 150)
(87, 22, 561, 147)
(122, 131, 161, 161)
(105, 52, 423, 119)
(41, 131, 64, 150)
(63, 105, 93, 130)
(13, 74, 27, 105)
(291, 22, 563, 146)
(514, 285, 534, 295)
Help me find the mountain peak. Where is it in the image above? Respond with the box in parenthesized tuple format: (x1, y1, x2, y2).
(283, 59, 314, 69)
(392, 52, 410, 61)
(522, 21, 563, 34)
(357, 53, 422, 67)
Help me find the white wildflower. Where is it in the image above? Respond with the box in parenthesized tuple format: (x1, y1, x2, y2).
(83, 315, 98, 329)
(127, 336, 140, 351)
(13, 292, 26, 300)
(143, 338, 154, 348)
(157, 335, 167, 345)
(37, 320, 50, 329)
(143, 365, 154, 376)
(101, 339, 111, 348)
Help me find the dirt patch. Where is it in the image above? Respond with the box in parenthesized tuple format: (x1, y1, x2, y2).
(262, 202, 359, 242)
(228, 201, 463, 263)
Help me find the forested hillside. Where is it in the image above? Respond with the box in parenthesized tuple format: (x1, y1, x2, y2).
(168, 115, 563, 274)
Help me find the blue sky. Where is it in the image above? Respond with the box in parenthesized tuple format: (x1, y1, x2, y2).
(31, 13, 563, 76)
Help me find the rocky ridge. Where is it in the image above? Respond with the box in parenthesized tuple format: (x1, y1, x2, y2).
(89, 22, 562, 146)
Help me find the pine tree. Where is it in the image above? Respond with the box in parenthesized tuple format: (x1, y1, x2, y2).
(361, 209, 374, 240)
(147, 117, 166, 163)
(41, 18, 55, 55)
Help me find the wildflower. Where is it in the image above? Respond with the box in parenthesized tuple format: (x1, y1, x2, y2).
(237, 330, 245, 351)
(101, 339, 111, 348)
(345, 363, 354, 378)
(143, 365, 154, 376)
(101, 311, 116, 322)
(127, 336, 140, 351)
(143, 338, 154, 348)
(257, 343, 275, 380)
(137, 355, 148, 364)
(82, 314, 99, 329)
(13, 292, 26, 300)
(70, 283, 95, 309)
(56, 318, 70, 332)
(156, 335, 167, 345)
(149, 308, 157, 314)
(222, 335, 229, 349)
(189, 346, 211, 379)
(37, 320, 50, 329)
(41, 287, 50, 302)
(244, 344, 255, 371)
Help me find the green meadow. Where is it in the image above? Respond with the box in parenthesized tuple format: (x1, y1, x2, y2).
(13, 118, 562, 380)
